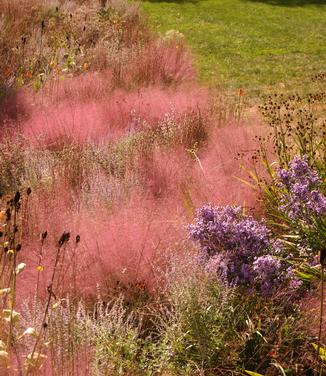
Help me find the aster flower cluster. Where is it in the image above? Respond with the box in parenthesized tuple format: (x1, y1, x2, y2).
(277, 155, 326, 221)
(189, 205, 297, 296)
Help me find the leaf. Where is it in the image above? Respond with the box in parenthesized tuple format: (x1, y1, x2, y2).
(0, 350, 9, 367)
(3, 309, 21, 323)
(312, 343, 326, 362)
(15, 262, 26, 275)
(25, 352, 47, 372)
(22, 327, 37, 337)
(245, 371, 265, 376)
(0, 351, 8, 360)
(0, 340, 6, 350)
(233, 176, 259, 191)
(0, 288, 10, 295)
(295, 270, 315, 281)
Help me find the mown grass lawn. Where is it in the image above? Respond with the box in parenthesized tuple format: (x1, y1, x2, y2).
(142, 0, 326, 97)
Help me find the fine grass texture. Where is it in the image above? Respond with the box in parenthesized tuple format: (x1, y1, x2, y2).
(0, 0, 325, 374)
(142, 0, 326, 97)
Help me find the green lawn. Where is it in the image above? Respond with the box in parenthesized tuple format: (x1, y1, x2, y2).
(142, 0, 326, 97)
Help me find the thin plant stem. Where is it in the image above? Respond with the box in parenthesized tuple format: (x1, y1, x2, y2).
(28, 243, 62, 373)
(317, 265, 325, 376)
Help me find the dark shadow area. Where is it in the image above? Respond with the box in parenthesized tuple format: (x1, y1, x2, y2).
(0, 85, 26, 127)
(242, 0, 326, 7)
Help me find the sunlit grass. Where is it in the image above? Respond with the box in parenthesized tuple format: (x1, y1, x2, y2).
(142, 0, 326, 98)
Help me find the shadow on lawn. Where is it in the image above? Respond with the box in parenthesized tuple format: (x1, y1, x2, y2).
(242, 0, 326, 6)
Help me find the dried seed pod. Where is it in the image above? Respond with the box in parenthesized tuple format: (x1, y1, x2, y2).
(320, 248, 326, 267)
(58, 231, 70, 246)
(5, 208, 11, 222)
(15, 190, 21, 204)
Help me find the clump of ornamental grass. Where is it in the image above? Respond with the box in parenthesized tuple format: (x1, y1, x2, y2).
(76, 296, 145, 375)
(17, 83, 208, 146)
(239, 296, 319, 375)
(0, 0, 148, 95)
(149, 255, 241, 374)
(0, 0, 195, 114)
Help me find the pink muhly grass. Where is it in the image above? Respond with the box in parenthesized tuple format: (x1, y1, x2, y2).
(17, 126, 265, 303)
(189, 125, 267, 209)
(18, 77, 208, 145)
(73, 200, 186, 296)
(127, 39, 196, 87)
(133, 124, 265, 210)
(136, 146, 195, 200)
(19, 183, 188, 300)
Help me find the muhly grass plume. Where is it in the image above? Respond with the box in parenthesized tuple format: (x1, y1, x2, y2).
(189, 124, 266, 209)
(135, 124, 263, 208)
(127, 38, 195, 86)
(12, 82, 208, 145)
(19, 189, 188, 300)
(16, 123, 265, 300)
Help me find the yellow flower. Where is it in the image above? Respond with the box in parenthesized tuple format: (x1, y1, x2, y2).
(37, 266, 44, 272)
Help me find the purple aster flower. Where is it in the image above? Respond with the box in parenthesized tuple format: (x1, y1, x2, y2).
(277, 155, 326, 222)
(189, 203, 305, 296)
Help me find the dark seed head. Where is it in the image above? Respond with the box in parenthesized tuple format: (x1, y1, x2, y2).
(16, 244, 22, 252)
(320, 248, 326, 267)
(27, 187, 32, 196)
(5, 209, 11, 222)
(15, 190, 21, 204)
(58, 231, 70, 246)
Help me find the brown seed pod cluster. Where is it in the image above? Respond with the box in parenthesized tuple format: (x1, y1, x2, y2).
(258, 91, 325, 167)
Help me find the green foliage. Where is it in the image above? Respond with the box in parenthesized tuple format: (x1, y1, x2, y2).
(244, 90, 326, 276)
(156, 271, 238, 372)
(77, 297, 145, 375)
